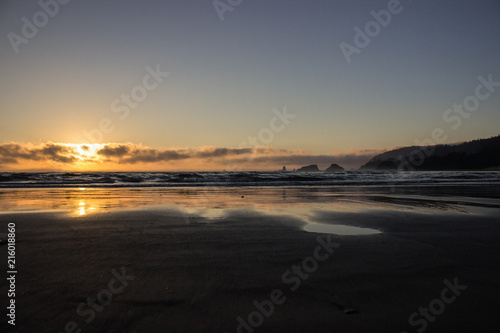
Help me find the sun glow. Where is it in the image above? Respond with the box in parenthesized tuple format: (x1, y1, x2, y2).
(69, 143, 103, 161)
(60, 143, 105, 171)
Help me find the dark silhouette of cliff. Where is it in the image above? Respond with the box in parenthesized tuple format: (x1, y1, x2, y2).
(360, 135, 500, 171)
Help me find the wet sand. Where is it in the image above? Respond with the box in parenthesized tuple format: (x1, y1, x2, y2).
(1, 187, 500, 332)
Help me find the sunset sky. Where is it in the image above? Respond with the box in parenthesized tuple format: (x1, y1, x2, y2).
(1, 0, 499, 171)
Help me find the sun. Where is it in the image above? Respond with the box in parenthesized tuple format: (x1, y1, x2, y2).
(61, 143, 104, 171)
(70, 143, 103, 161)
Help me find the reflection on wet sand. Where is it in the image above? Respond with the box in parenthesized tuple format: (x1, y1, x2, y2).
(1, 187, 499, 234)
(304, 222, 381, 235)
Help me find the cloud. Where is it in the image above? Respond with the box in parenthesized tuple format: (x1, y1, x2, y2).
(40, 143, 78, 163)
(96, 144, 262, 164)
(194, 147, 252, 158)
(0, 142, 385, 171)
(0, 143, 40, 161)
(97, 145, 130, 157)
(0, 142, 78, 164)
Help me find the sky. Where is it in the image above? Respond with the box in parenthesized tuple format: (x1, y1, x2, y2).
(1, 0, 499, 171)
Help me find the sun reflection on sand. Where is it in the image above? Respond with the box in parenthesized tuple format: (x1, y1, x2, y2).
(0, 187, 480, 226)
(0, 188, 363, 217)
(78, 201, 86, 216)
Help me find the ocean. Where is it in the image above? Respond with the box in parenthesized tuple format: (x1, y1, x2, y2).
(1, 171, 500, 188)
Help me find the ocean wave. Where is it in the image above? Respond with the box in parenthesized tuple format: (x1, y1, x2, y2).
(0, 171, 499, 188)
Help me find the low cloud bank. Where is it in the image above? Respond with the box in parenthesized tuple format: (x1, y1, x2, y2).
(0, 142, 385, 171)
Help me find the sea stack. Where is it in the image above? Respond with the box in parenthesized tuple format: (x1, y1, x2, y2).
(325, 163, 344, 172)
(297, 164, 320, 172)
